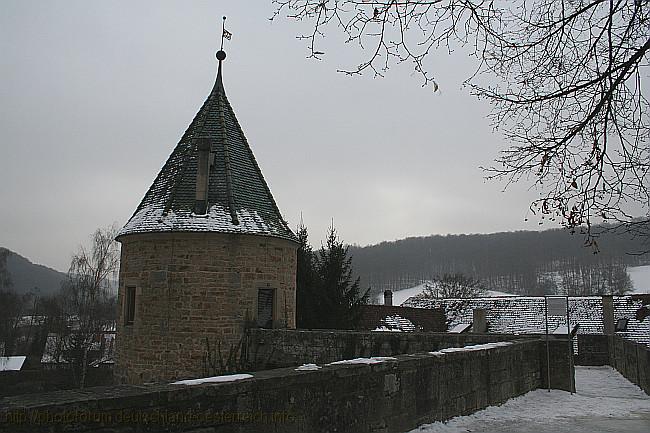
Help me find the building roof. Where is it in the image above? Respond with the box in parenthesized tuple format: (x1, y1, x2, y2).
(0, 356, 26, 372)
(402, 294, 650, 347)
(356, 305, 447, 332)
(118, 54, 297, 243)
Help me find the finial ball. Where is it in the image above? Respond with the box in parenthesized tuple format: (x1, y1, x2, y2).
(216, 50, 227, 61)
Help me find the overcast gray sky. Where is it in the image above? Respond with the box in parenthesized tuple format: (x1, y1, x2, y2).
(0, 1, 543, 272)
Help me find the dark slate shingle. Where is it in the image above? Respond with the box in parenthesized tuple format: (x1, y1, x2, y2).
(403, 295, 650, 347)
(118, 61, 297, 243)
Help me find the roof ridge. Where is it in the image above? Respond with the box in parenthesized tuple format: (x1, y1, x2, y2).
(220, 94, 293, 233)
(215, 65, 239, 225)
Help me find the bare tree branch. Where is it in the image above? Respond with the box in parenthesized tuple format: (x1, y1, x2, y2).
(273, 0, 650, 242)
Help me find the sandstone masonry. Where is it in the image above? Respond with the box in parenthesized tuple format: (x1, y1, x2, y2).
(115, 233, 297, 384)
(114, 49, 299, 384)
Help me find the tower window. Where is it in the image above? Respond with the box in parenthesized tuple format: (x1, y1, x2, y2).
(125, 286, 136, 326)
(257, 288, 274, 328)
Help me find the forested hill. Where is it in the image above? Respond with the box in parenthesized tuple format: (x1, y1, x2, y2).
(0, 247, 66, 295)
(349, 228, 650, 297)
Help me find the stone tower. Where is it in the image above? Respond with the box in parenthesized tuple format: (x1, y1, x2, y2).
(115, 47, 298, 384)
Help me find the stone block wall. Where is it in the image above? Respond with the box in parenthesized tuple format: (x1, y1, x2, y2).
(247, 329, 534, 369)
(0, 368, 114, 398)
(539, 338, 575, 392)
(115, 232, 297, 385)
(610, 335, 650, 395)
(575, 334, 610, 366)
(0, 340, 543, 433)
(573, 334, 649, 395)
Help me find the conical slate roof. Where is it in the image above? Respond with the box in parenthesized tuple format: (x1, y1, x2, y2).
(117, 58, 297, 243)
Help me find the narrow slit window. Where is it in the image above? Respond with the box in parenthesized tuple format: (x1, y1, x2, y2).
(257, 288, 274, 328)
(125, 286, 136, 326)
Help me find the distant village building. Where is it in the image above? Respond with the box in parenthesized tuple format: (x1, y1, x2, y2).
(0, 356, 26, 372)
(115, 48, 298, 384)
(403, 294, 650, 347)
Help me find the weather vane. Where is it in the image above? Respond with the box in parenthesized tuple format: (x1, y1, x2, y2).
(217, 16, 232, 61)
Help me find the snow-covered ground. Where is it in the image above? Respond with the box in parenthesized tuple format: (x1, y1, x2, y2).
(628, 265, 650, 294)
(410, 366, 650, 433)
(374, 283, 516, 305)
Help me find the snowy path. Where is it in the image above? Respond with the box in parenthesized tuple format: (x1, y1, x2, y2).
(411, 366, 650, 433)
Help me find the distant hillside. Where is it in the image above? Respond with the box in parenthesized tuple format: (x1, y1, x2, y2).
(0, 248, 66, 295)
(349, 227, 650, 297)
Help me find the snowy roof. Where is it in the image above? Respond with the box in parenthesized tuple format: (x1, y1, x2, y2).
(403, 295, 650, 346)
(0, 356, 26, 371)
(41, 333, 69, 364)
(373, 314, 418, 332)
(117, 56, 297, 243)
(449, 323, 472, 333)
(357, 305, 446, 332)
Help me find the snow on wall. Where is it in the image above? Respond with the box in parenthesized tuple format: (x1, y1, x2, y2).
(328, 356, 397, 365)
(171, 373, 253, 385)
(429, 342, 512, 355)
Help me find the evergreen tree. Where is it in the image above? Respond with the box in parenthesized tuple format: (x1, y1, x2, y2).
(296, 223, 317, 328)
(0, 248, 12, 289)
(313, 225, 370, 329)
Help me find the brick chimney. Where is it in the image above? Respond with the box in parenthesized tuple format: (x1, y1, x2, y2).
(602, 295, 614, 335)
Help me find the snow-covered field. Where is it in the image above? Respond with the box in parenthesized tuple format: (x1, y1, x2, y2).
(375, 265, 650, 305)
(629, 265, 650, 294)
(411, 366, 650, 433)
